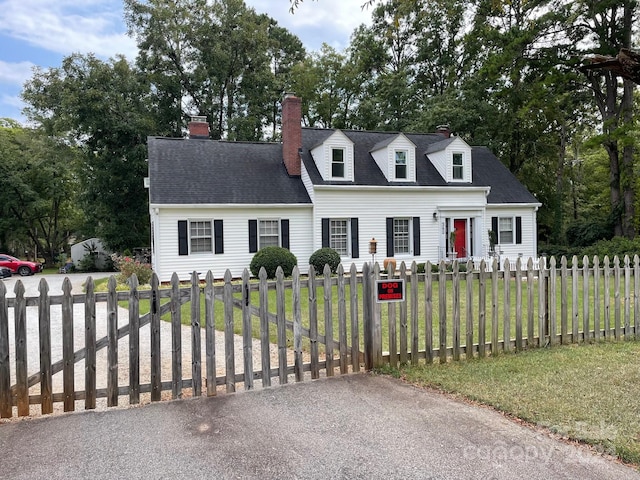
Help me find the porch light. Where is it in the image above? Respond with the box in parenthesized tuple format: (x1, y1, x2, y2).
(433, 212, 438, 221)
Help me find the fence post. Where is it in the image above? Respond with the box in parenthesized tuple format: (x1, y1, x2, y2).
(0, 280, 10, 418)
(362, 263, 382, 370)
(363, 262, 373, 370)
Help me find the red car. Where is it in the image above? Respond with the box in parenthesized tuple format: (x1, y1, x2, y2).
(0, 254, 43, 276)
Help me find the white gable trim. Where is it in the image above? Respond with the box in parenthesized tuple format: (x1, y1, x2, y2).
(426, 136, 473, 183)
(310, 130, 355, 182)
(370, 133, 417, 182)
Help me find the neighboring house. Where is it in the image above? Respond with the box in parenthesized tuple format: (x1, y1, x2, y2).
(147, 95, 541, 281)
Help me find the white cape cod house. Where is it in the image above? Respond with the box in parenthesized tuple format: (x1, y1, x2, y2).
(147, 94, 541, 281)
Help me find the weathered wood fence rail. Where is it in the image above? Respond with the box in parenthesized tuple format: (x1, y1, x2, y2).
(0, 255, 638, 418)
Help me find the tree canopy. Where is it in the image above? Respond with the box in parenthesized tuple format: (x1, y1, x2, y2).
(4, 0, 638, 261)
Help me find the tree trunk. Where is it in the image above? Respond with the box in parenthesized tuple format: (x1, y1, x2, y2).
(621, 78, 635, 238)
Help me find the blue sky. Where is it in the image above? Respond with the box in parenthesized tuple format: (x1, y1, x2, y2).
(0, 0, 372, 123)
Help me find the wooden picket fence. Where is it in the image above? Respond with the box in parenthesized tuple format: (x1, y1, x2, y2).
(0, 254, 638, 418)
(0, 265, 363, 418)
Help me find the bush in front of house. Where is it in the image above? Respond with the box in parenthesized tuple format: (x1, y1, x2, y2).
(250, 246, 297, 279)
(308, 247, 341, 274)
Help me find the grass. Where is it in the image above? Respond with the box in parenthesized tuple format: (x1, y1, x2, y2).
(382, 341, 640, 466)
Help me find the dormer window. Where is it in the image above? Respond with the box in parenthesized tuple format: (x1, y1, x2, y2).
(452, 153, 463, 180)
(310, 130, 354, 181)
(395, 150, 407, 179)
(332, 148, 345, 178)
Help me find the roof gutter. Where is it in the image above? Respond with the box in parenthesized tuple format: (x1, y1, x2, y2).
(149, 203, 313, 210)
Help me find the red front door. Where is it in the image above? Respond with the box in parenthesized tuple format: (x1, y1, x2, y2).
(454, 219, 466, 258)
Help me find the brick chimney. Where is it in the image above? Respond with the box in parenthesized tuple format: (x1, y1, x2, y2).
(188, 115, 210, 139)
(282, 93, 302, 176)
(436, 124, 451, 138)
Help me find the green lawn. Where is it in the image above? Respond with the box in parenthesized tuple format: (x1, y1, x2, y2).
(383, 341, 640, 466)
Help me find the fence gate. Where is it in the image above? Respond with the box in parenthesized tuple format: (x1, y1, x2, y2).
(0, 264, 365, 418)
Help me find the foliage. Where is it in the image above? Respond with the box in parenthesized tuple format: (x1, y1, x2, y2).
(416, 263, 425, 274)
(580, 236, 640, 261)
(77, 253, 99, 273)
(308, 247, 341, 274)
(565, 218, 613, 248)
(0, 121, 82, 264)
(249, 246, 297, 279)
(124, 0, 305, 141)
(537, 244, 576, 260)
(21, 54, 155, 252)
(111, 253, 153, 285)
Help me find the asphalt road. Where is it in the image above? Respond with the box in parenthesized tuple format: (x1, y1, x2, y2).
(1, 373, 638, 480)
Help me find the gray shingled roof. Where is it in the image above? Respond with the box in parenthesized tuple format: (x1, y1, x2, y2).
(148, 129, 539, 206)
(148, 137, 311, 205)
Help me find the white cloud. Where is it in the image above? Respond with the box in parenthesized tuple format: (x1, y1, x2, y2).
(0, 0, 137, 60)
(1, 92, 24, 109)
(246, 0, 372, 50)
(0, 60, 35, 86)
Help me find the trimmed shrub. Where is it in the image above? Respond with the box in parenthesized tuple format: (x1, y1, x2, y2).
(309, 247, 341, 274)
(250, 246, 297, 279)
(416, 263, 425, 274)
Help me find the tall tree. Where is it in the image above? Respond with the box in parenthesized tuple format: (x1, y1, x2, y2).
(572, 0, 638, 238)
(0, 120, 81, 262)
(22, 54, 156, 252)
(125, 0, 305, 141)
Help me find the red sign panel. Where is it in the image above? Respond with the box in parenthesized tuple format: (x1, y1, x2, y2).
(376, 279, 405, 303)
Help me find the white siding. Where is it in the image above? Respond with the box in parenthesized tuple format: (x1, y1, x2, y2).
(485, 207, 538, 261)
(312, 187, 489, 271)
(301, 162, 315, 203)
(154, 206, 313, 281)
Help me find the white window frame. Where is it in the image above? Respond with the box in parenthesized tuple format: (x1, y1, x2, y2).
(259, 219, 280, 249)
(190, 220, 212, 253)
(498, 217, 514, 244)
(331, 147, 345, 178)
(395, 150, 408, 179)
(330, 219, 350, 256)
(393, 218, 411, 255)
(452, 152, 464, 180)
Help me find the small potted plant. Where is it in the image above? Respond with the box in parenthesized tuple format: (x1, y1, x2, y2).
(448, 229, 457, 258)
(488, 229, 497, 255)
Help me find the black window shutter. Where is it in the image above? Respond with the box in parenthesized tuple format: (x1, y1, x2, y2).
(386, 217, 394, 257)
(214, 220, 224, 254)
(491, 216, 498, 241)
(516, 216, 522, 244)
(413, 217, 421, 256)
(281, 219, 290, 249)
(351, 218, 359, 258)
(322, 218, 330, 248)
(249, 220, 258, 253)
(178, 221, 188, 256)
